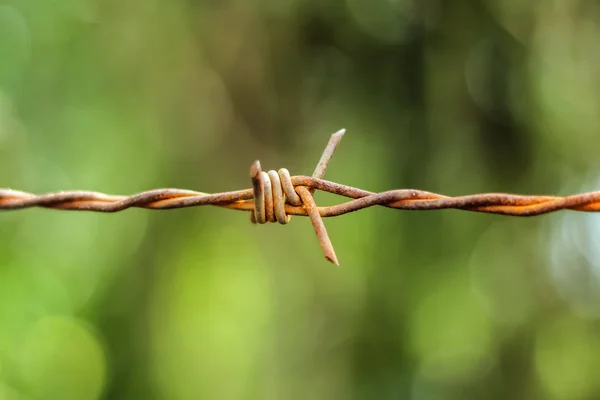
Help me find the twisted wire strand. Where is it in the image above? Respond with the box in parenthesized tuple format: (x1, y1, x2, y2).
(2, 128, 600, 265)
(3, 180, 600, 216)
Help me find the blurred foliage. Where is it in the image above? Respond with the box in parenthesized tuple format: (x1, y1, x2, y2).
(2, 0, 600, 399)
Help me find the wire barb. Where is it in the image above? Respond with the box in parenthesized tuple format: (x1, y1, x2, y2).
(2, 129, 600, 265)
(248, 130, 344, 264)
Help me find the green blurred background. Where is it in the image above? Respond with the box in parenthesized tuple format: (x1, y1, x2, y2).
(2, 0, 600, 399)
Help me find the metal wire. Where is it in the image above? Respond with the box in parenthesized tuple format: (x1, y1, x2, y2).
(2, 128, 600, 265)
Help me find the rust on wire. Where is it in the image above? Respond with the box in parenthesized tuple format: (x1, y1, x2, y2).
(2, 128, 600, 265)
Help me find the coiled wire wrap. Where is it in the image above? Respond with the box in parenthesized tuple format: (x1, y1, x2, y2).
(250, 162, 302, 224)
(246, 128, 345, 265)
(248, 158, 338, 265)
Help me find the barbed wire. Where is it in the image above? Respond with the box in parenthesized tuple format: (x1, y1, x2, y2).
(2, 129, 600, 265)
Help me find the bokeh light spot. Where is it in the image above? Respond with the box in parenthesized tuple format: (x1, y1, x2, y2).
(18, 316, 107, 400)
(410, 273, 494, 384)
(151, 227, 273, 399)
(345, 0, 413, 43)
(535, 316, 600, 400)
(0, 5, 30, 81)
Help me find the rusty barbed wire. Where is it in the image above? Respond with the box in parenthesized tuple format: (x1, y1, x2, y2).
(2, 129, 600, 265)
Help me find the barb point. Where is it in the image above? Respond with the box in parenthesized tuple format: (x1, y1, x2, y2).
(250, 160, 262, 178)
(332, 128, 346, 138)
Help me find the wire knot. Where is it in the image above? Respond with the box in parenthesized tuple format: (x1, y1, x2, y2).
(246, 128, 345, 265)
(249, 161, 302, 224)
